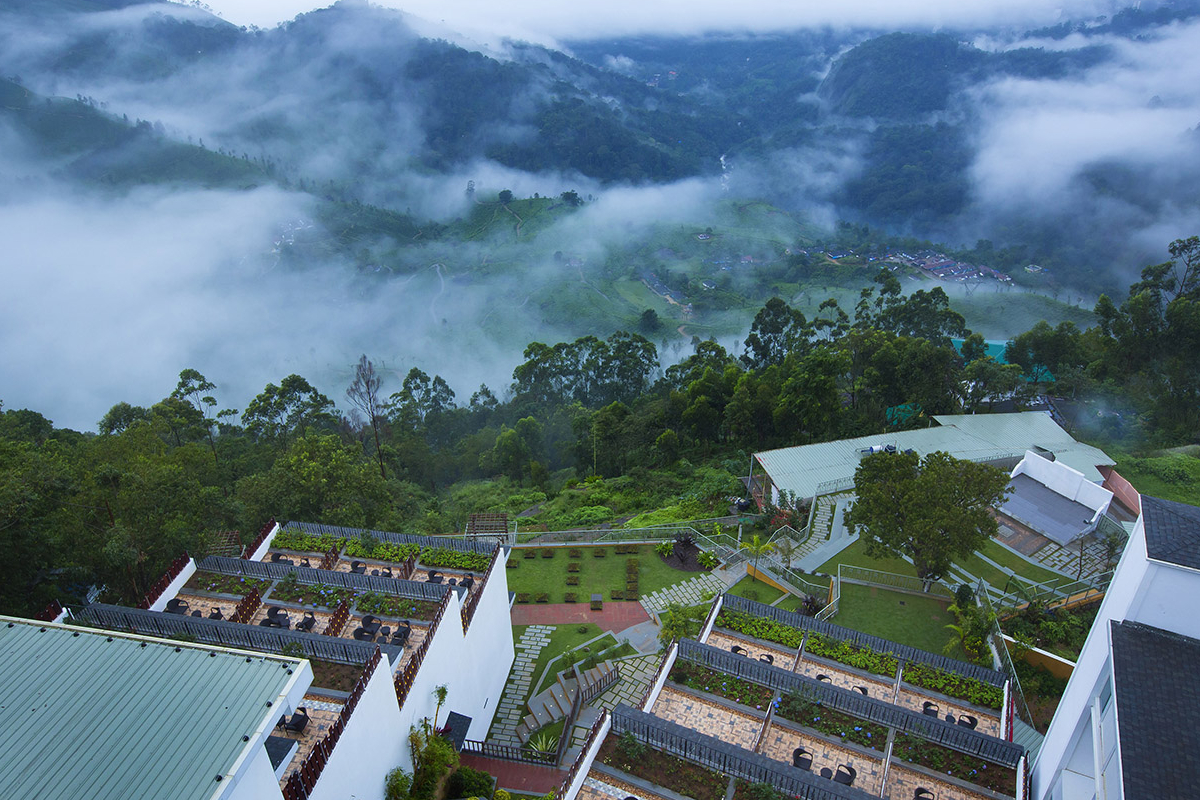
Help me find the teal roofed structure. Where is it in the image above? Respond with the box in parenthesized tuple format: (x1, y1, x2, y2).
(0, 616, 309, 800)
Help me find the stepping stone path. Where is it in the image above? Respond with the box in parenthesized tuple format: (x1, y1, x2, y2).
(640, 573, 727, 615)
(488, 624, 553, 746)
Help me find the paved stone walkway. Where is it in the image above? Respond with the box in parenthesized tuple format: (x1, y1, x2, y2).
(488, 624, 553, 745)
(591, 653, 663, 711)
(640, 572, 727, 614)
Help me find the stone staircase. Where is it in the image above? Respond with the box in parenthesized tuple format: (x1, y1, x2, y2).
(515, 659, 618, 744)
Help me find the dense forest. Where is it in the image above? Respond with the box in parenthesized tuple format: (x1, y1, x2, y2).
(4, 239, 1198, 618)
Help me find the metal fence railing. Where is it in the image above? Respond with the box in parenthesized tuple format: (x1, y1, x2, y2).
(461, 739, 556, 765)
(285, 521, 495, 554)
(979, 588, 1035, 730)
(611, 704, 866, 800)
(75, 603, 399, 665)
(837, 564, 956, 599)
(676, 639, 1023, 767)
(196, 556, 450, 602)
(720, 593, 1007, 687)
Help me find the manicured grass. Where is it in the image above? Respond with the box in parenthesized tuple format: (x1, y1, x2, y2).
(815, 538, 917, 578)
(726, 575, 785, 605)
(776, 593, 807, 612)
(948, 549, 1013, 589)
(526, 624, 613, 694)
(831, 583, 967, 660)
(508, 545, 695, 603)
(980, 539, 1065, 585)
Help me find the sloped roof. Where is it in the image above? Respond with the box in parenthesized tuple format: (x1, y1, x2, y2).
(754, 424, 1014, 500)
(931, 411, 1114, 482)
(1141, 495, 1200, 571)
(0, 617, 302, 800)
(1111, 620, 1200, 798)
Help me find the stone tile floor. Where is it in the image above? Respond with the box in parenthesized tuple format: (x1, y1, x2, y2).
(759, 721, 884, 795)
(591, 653, 663, 711)
(894, 688, 1000, 738)
(650, 687, 763, 749)
(277, 699, 343, 785)
(705, 630, 797, 669)
(640, 572, 729, 615)
(885, 762, 998, 800)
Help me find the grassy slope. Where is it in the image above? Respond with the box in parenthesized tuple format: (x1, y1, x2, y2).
(832, 583, 966, 659)
(726, 575, 785, 605)
(1113, 452, 1200, 506)
(817, 536, 1069, 588)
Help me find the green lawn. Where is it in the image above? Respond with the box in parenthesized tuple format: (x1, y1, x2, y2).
(831, 583, 967, 659)
(817, 536, 1066, 591)
(1113, 453, 1200, 506)
(815, 538, 917, 577)
(508, 545, 696, 603)
(980, 540, 1065, 586)
(726, 575, 785, 605)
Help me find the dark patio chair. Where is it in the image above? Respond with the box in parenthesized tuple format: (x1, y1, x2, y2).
(276, 715, 287, 730)
(352, 627, 375, 641)
(392, 622, 411, 646)
(759, 653, 774, 665)
(190, 610, 202, 617)
(922, 701, 940, 717)
(854, 686, 868, 696)
(460, 576, 474, 590)
(350, 561, 366, 574)
(165, 598, 189, 614)
(371, 569, 380, 576)
(816, 674, 832, 683)
(283, 708, 309, 734)
(259, 618, 277, 627)
(271, 553, 294, 566)
(447, 578, 457, 586)
(913, 789, 935, 800)
(380, 567, 392, 578)
(300, 559, 311, 568)
(209, 607, 223, 620)
(429, 573, 444, 585)
(833, 764, 856, 786)
(731, 645, 748, 656)
(427, 569, 440, 580)
(362, 615, 381, 634)
(267, 606, 283, 620)
(378, 626, 391, 640)
(274, 613, 291, 630)
(792, 747, 812, 771)
(297, 612, 316, 632)
(957, 714, 978, 730)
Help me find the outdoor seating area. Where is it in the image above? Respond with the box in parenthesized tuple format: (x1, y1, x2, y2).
(707, 627, 1002, 737)
(756, 718, 883, 794)
(884, 763, 1001, 800)
(651, 687, 763, 750)
(276, 699, 344, 786)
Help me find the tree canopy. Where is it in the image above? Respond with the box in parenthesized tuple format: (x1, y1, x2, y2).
(844, 450, 1010, 584)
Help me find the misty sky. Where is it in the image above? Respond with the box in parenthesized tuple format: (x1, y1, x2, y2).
(204, 0, 1115, 44)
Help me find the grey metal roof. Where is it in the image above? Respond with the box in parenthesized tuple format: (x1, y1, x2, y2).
(1141, 495, 1200, 571)
(754, 423, 1014, 500)
(1110, 620, 1200, 799)
(1000, 473, 1096, 546)
(931, 411, 1114, 482)
(0, 616, 302, 800)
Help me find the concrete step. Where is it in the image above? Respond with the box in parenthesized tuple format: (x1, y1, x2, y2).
(516, 721, 533, 743)
(528, 699, 555, 728)
(548, 682, 573, 716)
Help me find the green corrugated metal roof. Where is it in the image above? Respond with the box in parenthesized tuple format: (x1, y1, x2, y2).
(932, 411, 1114, 481)
(754, 424, 1011, 500)
(0, 617, 302, 800)
(754, 411, 1113, 499)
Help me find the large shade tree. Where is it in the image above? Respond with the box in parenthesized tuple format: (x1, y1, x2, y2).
(844, 450, 1010, 588)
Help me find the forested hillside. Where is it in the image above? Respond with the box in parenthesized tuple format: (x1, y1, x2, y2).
(5, 241, 1198, 618)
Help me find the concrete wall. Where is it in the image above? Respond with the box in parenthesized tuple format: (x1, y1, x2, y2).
(1013, 451, 1113, 525)
(1098, 466, 1140, 515)
(1031, 514, 1148, 798)
(1002, 634, 1075, 680)
(393, 550, 515, 771)
(310, 654, 406, 800)
(249, 520, 281, 563)
(226, 745, 285, 800)
(149, 558, 198, 612)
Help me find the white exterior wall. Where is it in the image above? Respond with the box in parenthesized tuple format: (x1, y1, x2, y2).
(249, 521, 281, 563)
(224, 745, 285, 800)
(309, 654, 406, 800)
(393, 551, 515, 770)
(150, 558, 198, 612)
(1032, 511, 1200, 799)
(1012, 451, 1113, 524)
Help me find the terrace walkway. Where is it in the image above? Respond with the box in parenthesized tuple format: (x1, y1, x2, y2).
(488, 625, 553, 747)
(639, 572, 728, 615)
(511, 601, 651, 631)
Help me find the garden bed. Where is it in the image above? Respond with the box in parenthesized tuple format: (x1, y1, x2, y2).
(669, 660, 774, 708)
(355, 592, 441, 621)
(657, 540, 712, 573)
(715, 611, 897, 678)
(892, 733, 1015, 795)
(267, 582, 354, 608)
(598, 733, 727, 800)
(775, 690, 887, 751)
(184, 571, 271, 596)
(309, 660, 363, 692)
